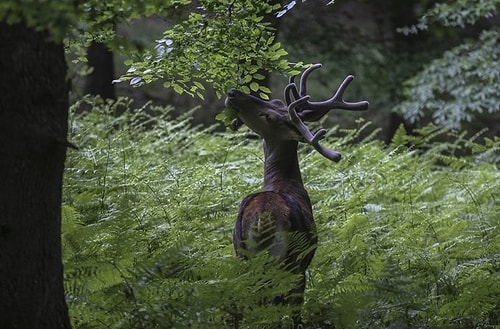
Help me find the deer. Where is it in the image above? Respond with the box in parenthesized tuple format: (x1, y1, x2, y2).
(225, 63, 369, 328)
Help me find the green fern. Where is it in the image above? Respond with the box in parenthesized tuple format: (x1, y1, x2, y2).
(63, 97, 500, 328)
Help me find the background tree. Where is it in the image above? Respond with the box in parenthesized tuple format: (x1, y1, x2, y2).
(84, 41, 116, 100)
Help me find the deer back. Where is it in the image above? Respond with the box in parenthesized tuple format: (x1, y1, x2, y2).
(233, 191, 317, 274)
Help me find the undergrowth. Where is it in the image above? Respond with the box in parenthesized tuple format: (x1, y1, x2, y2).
(63, 97, 499, 328)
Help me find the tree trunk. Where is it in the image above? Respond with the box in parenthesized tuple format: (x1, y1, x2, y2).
(84, 41, 116, 100)
(0, 22, 72, 329)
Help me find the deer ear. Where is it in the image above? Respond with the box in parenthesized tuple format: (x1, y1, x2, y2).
(269, 99, 286, 107)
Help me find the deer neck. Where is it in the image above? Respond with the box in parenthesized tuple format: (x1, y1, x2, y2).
(262, 139, 306, 195)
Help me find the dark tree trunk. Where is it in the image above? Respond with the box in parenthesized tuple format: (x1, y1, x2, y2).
(0, 22, 72, 329)
(84, 41, 116, 100)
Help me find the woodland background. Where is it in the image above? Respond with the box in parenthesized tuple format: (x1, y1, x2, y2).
(0, 0, 499, 328)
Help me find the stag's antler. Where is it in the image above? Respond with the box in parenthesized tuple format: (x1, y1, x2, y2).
(287, 96, 342, 162)
(285, 64, 369, 162)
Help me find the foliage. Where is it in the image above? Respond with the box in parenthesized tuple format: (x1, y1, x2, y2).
(396, 28, 500, 128)
(2, 0, 300, 106)
(63, 97, 499, 328)
(396, 0, 500, 129)
(0, 0, 78, 40)
(118, 1, 304, 99)
(399, 0, 500, 33)
(0, 0, 190, 42)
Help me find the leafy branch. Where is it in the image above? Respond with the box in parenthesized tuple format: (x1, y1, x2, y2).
(118, 1, 304, 99)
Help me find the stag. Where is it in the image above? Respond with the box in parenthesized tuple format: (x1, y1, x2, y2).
(225, 64, 368, 327)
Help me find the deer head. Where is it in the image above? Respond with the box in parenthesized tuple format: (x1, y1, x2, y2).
(225, 63, 369, 162)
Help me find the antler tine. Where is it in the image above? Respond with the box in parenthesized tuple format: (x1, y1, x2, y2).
(311, 139, 342, 162)
(285, 63, 322, 105)
(284, 83, 299, 106)
(306, 75, 369, 111)
(299, 63, 322, 97)
(288, 96, 324, 143)
(288, 96, 342, 162)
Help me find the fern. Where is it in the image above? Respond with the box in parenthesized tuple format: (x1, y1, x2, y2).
(63, 97, 500, 328)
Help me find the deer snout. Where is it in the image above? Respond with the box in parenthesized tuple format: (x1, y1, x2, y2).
(227, 89, 241, 98)
(225, 89, 243, 107)
(226, 89, 267, 108)
(225, 89, 258, 110)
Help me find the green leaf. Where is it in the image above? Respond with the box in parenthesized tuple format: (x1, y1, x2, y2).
(259, 85, 272, 94)
(250, 82, 260, 92)
(254, 73, 266, 80)
(193, 81, 206, 90)
(173, 83, 184, 94)
(241, 85, 251, 94)
(215, 106, 238, 127)
(259, 92, 270, 100)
